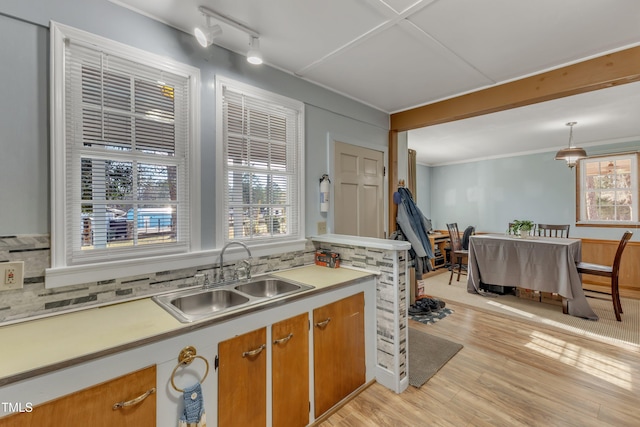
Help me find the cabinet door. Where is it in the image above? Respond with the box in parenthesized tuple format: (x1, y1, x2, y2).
(313, 292, 365, 417)
(218, 327, 267, 427)
(0, 365, 156, 427)
(272, 313, 309, 427)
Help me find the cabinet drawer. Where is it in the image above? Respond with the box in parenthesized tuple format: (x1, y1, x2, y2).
(0, 365, 156, 427)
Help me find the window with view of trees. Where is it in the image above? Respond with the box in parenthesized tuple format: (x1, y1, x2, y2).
(51, 23, 199, 267)
(577, 152, 639, 225)
(217, 77, 304, 244)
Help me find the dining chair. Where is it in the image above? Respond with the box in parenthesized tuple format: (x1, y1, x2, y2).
(446, 223, 468, 285)
(537, 224, 570, 238)
(576, 231, 633, 321)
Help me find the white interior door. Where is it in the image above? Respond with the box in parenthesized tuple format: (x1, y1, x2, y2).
(333, 141, 384, 238)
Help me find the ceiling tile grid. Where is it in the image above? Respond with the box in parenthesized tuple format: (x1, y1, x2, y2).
(113, 0, 640, 113)
(302, 20, 494, 112)
(112, 0, 640, 164)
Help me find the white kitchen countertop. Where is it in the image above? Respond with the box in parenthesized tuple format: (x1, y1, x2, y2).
(311, 233, 411, 251)
(0, 265, 374, 386)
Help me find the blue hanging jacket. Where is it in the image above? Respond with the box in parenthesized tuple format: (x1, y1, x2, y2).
(395, 187, 434, 262)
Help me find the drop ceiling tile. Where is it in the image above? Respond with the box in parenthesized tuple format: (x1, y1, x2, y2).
(248, 0, 393, 72)
(302, 22, 493, 112)
(409, 0, 640, 82)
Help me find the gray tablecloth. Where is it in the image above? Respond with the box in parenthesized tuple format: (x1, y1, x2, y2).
(467, 234, 598, 320)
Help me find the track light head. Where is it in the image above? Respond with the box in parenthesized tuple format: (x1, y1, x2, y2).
(194, 17, 222, 48)
(247, 36, 263, 65)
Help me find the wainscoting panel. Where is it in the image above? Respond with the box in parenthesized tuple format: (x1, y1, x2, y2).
(581, 238, 639, 295)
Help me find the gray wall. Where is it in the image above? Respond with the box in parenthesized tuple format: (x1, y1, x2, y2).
(305, 105, 388, 234)
(0, 14, 49, 234)
(423, 140, 639, 240)
(415, 163, 431, 219)
(0, 0, 389, 244)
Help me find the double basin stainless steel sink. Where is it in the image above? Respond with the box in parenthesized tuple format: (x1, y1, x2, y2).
(152, 276, 314, 323)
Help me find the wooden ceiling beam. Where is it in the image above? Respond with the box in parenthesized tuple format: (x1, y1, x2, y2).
(390, 45, 640, 132)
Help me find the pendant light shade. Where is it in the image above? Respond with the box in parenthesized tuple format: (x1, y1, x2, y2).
(555, 122, 587, 168)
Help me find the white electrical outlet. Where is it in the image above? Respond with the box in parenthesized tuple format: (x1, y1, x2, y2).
(1, 261, 24, 290)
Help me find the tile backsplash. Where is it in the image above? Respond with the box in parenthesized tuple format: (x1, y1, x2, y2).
(0, 235, 316, 324)
(1, 235, 406, 334)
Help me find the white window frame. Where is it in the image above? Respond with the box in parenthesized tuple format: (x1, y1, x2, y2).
(47, 22, 202, 288)
(215, 76, 305, 249)
(577, 152, 639, 226)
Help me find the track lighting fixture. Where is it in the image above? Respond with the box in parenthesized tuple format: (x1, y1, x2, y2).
(196, 6, 263, 65)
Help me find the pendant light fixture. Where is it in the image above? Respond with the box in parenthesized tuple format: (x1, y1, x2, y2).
(195, 6, 263, 65)
(554, 122, 587, 168)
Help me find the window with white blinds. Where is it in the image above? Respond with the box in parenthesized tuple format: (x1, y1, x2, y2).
(51, 23, 199, 266)
(217, 78, 304, 244)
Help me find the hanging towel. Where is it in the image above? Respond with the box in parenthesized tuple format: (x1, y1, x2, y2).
(178, 382, 207, 427)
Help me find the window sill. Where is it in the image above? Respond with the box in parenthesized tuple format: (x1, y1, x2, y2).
(45, 238, 308, 289)
(575, 221, 640, 228)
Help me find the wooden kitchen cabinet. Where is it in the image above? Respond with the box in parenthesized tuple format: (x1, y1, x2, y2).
(218, 327, 267, 427)
(272, 312, 309, 427)
(313, 292, 365, 417)
(218, 315, 310, 427)
(0, 365, 156, 427)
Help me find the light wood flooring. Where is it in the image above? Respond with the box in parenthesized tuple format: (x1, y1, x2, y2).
(319, 300, 640, 427)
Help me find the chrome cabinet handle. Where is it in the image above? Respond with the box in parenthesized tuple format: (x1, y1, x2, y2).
(112, 387, 156, 410)
(315, 318, 331, 328)
(273, 333, 293, 345)
(242, 344, 266, 358)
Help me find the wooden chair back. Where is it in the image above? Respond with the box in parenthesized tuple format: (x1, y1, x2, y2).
(446, 223, 462, 251)
(576, 231, 633, 321)
(612, 231, 634, 275)
(537, 224, 570, 238)
(446, 222, 469, 285)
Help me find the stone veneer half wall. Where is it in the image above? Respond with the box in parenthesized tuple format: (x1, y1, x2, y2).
(313, 240, 409, 393)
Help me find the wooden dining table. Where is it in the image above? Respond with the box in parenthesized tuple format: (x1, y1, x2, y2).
(467, 234, 598, 320)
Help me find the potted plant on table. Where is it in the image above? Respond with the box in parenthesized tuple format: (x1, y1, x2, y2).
(509, 220, 535, 237)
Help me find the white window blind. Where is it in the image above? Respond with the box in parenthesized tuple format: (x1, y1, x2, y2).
(56, 26, 194, 265)
(219, 80, 304, 243)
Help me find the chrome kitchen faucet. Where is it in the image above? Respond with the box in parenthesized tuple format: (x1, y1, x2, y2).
(218, 241, 252, 283)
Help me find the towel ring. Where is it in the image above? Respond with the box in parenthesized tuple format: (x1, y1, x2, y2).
(170, 346, 210, 392)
